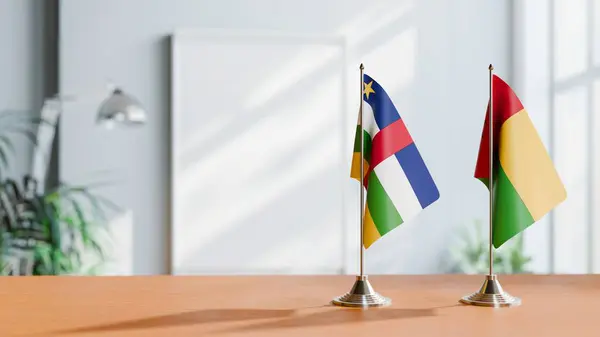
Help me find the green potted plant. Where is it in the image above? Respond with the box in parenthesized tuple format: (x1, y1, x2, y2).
(445, 219, 532, 274)
(0, 109, 118, 275)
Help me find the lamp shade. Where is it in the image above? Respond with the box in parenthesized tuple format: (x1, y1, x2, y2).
(96, 88, 147, 127)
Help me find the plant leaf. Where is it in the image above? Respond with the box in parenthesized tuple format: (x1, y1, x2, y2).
(0, 127, 38, 146)
(34, 244, 53, 275)
(0, 135, 16, 155)
(0, 146, 8, 170)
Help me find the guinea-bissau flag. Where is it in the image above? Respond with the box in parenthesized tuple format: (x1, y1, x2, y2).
(351, 74, 439, 248)
(475, 74, 566, 248)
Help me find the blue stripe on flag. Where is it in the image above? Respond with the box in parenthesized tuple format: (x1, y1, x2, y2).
(394, 143, 439, 208)
(363, 74, 400, 130)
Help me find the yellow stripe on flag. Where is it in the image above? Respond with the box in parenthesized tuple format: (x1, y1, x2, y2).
(363, 205, 381, 248)
(351, 152, 370, 181)
(498, 110, 567, 220)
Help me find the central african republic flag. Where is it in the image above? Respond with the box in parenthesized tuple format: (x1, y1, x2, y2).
(351, 74, 439, 248)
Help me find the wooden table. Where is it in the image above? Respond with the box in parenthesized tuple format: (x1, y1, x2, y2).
(1, 275, 598, 336)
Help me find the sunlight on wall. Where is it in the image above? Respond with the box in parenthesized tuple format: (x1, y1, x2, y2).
(173, 36, 346, 274)
(344, 28, 418, 275)
(337, 0, 413, 46)
(553, 87, 589, 273)
(170, 0, 510, 275)
(361, 27, 416, 99)
(59, 0, 512, 275)
(595, 3, 600, 66)
(594, 80, 600, 272)
(554, 0, 587, 81)
(519, 0, 600, 274)
(243, 42, 343, 111)
(515, 0, 553, 274)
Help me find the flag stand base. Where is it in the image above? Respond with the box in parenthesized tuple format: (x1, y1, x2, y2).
(460, 274, 521, 307)
(331, 275, 391, 308)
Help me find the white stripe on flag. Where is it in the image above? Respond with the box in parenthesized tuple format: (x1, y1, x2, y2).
(374, 155, 423, 222)
(363, 102, 380, 137)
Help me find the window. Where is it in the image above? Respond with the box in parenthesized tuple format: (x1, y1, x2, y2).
(516, 0, 600, 274)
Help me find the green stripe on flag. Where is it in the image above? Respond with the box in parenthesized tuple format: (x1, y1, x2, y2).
(366, 172, 403, 236)
(478, 177, 489, 189)
(492, 165, 535, 248)
(353, 126, 373, 163)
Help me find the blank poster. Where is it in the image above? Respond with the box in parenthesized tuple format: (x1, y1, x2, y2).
(171, 31, 349, 275)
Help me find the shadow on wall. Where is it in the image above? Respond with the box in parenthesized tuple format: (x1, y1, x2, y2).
(172, 0, 505, 275)
(364, 0, 506, 274)
(173, 0, 421, 275)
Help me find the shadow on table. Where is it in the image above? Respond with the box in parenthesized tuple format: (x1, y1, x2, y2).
(54, 308, 296, 334)
(217, 307, 438, 334)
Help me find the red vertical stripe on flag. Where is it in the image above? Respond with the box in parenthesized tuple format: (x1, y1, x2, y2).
(474, 75, 525, 180)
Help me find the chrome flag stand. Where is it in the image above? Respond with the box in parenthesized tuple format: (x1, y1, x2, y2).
(332, 64, 390, 308)
(459, 65, 521, 307)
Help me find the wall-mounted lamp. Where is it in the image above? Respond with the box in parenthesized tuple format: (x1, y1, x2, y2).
(31, 84, 147, 192)
(96, 88, 147, 128)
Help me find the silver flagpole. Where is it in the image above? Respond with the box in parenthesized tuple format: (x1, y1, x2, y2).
(460, 64, 521, 307)
(359, 63, 365, 277)
(332, 63, 390, 308)
(488, 64, 494, 277)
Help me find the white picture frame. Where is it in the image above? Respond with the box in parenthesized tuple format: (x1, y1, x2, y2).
(170, 29, 352, 275)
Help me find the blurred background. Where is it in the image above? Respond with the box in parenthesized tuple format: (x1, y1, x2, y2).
(0, 0, 594, 276)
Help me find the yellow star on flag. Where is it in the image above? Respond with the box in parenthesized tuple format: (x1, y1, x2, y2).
(363, 80, 375, 99)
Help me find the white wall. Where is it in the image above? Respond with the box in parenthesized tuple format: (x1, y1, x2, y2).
(0, 0, 47, 179)
(515, 0, 600, 274)
(59, 0, 511, 275)
(513, 0, 553, 274)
